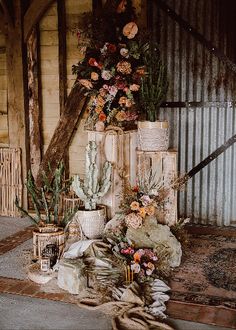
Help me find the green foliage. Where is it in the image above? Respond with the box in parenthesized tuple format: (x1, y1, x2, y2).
(139, 43, 168, 122)
(15, 162, 73, 226)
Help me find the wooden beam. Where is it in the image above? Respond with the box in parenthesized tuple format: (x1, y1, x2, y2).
(24, 0, 55, 42)
(27, 26, 42, 179)
(0, 0, 13, 28)
(6, 0, 28, 207)
(36, 84, 88, 186)
(57, 0, 69, 177)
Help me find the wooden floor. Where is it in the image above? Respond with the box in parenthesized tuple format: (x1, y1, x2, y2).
(0, 224, 235, 329)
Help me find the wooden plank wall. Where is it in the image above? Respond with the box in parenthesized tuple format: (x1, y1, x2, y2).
(65, 0, 92, 177)
(39, 0, 91, 177)
(0, 32, 7, 146)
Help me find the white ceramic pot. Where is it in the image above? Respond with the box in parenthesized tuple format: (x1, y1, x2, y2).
(137, 120, 169, 151)
(73, 205, 106, 239)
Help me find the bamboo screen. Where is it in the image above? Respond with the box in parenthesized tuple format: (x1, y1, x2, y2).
(0, 148, 22, 217)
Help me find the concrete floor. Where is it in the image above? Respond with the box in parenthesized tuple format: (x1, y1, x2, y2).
(0, 293, 111, 330)
(0, 216, 234, 330)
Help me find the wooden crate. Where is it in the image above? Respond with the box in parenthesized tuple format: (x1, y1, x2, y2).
(137, 150, 178, 226)
(87, 129, 137, 219)
(0, 148, 22, 217)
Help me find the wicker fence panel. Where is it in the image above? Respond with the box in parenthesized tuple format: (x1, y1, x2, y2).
(0, 148, 22, 217)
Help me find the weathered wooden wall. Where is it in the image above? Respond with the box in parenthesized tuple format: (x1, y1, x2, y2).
(38, 0, 92, 177)
(0, 32, 7, 146)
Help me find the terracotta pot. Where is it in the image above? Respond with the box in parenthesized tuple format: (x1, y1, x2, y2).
(137, 120, 169, 151)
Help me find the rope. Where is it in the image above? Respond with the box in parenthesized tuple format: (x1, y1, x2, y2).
(100, 125, 125, 179)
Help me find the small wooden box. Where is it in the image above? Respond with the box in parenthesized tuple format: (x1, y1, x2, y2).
(137, 150, 178, 226)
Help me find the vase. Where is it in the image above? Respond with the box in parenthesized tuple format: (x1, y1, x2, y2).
(73, 205, 106, 239)
(137, 120, 169, 151)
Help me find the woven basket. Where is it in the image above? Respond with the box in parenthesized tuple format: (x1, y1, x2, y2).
(137, 121, 169, 151)
(73, 205, 106, 239)
(33, 225, 65, 259)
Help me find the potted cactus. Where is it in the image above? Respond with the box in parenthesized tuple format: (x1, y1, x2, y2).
(72, 141, 112, 239)
(15, 162, 74, 259)
(138, 43, 169, 151)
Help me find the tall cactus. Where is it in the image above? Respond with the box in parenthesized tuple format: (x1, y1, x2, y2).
(72, 141, 112, 210)
(15, 162, 73, 225)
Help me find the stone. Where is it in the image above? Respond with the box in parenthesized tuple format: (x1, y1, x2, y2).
(126, 216, 182, 267)
(57, 259, 87, 294)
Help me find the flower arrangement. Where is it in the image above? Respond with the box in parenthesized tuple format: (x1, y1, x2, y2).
(122, 187, 158, 229)
(72, 20, 147, 131)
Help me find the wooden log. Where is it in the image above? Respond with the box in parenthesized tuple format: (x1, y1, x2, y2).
(36, 83, 88, 186)
(27, 26, 42, 179)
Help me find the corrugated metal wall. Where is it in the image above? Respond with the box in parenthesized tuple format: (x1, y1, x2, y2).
(157, 0, 236, 226)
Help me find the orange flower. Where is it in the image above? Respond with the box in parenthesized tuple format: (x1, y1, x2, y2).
(115, 111, 126, 121)
(97, 95, 105, 107)
(123, 22, 138, 39)
(117, 0, 127, 13)
(138, 207, 146, 218)
(145, 205, 155, 216)
(95, 106, 103, 114)
(136, 66, 146, 76)
(119, 96, 127, 105)
(130, 201, 140, 211)
(99, 112, 106, 122)
(117, 61, 132, 74)
(133, 251, 141, 263)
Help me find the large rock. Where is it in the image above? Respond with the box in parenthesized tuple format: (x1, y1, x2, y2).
(126, 217, 182, 267)
(57, 259, 87, 294)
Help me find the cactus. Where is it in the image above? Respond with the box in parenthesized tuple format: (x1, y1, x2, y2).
(139, 43, 168, 122)
(72, 141, 112, 210)
(15, 162, 74, 226)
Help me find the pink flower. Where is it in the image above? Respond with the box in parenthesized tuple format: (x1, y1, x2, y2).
(140, 195, 152, 206)
(108, 85, 118, 96)
(120, 48, 129, 58)
(125, 212, 143, 229)
(101, 70, 112, 80)
(131, 262, 141, 273)
(95, 121, 105, 132)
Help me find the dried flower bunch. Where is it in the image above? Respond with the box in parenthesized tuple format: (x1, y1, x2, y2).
(73, 22, 147, 131)
(72, 1, 153, 131)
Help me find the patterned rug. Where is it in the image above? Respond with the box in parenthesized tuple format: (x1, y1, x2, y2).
(169, 225, 236, 309)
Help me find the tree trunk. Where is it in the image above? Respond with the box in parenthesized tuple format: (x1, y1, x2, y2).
(36, 83, 88, 186)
